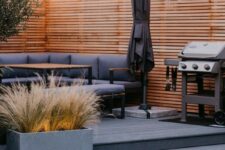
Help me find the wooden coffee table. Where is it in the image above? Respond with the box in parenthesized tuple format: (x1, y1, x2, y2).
(0, 63, 93, 84)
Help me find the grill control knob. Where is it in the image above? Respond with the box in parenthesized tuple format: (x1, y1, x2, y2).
(181, 63, 187, 69)
(204, 64, 211, 71)
(192, 64, 198, 70)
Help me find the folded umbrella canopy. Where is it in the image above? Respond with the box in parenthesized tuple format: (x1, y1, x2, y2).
(128, 0, 154, 111)
(128, 0, 154, 72)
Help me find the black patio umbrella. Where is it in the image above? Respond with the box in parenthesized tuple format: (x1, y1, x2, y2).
(128, 0, 154, 111)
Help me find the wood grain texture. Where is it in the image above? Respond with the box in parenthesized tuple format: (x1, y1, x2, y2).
(2, 0, 225, 113)
(0, 63, 91, 69)
(0, 0, 46, 53)
(46, 0, 225, 113)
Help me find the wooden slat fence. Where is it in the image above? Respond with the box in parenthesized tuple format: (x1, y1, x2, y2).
(2, 0, 225, 112)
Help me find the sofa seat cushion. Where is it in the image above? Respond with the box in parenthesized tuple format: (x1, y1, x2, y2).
(61, 78, 141, 89)
(49, 53, 71, 76)
(1, 77, 42, 85)
(70, 54, 98, 79)
(49, 76, 86, 85)
(0, 53, 28, 78)
(98, 54, 135, 81)
(81, 84, 125, 95)
(60, 79, 108, 85)
(46, 84, 125, 96)
(93, 80, 141, 89)
(114, 81, 141, 89)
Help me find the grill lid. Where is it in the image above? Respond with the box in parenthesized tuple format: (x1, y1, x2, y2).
(179, 41, 225, 59)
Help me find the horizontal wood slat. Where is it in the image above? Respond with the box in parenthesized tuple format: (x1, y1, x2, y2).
(2, 0, 225, 113)
(46, 0, 225, 113)
(0, 0, 46, 53)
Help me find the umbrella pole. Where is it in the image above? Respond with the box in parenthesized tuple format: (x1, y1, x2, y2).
(139, 71, 151, 110)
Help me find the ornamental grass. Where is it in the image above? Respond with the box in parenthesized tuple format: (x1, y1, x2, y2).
(0, 77, 100, 133)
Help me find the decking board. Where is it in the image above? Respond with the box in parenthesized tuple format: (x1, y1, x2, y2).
(92, 117, 225, 150)
(1, 117, 225, 150)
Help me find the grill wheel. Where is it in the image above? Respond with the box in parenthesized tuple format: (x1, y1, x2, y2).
(214, 111, 225, 125)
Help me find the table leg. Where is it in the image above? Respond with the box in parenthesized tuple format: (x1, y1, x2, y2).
(120, 94, 125, 119)
(88, 67, 92, 85)
(43, 69, 49, 85)
(181, 72, 187, 122)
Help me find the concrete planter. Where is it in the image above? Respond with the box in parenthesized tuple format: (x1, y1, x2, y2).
(7, 128, 93, 150)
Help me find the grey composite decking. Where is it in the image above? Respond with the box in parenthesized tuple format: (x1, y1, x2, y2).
(1, 117, 225, 150)
(0, 146, 5, 150)
(92, 117, 225, 150)
(175, 144, 225, 150)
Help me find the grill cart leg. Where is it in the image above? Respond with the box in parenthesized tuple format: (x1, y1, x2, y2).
(215, 70, 223, 112)
(214, 67, 223, 125)
(181, 73, 187, 122)
(198, 105, 205, 119)
(197, 75, 205, 119)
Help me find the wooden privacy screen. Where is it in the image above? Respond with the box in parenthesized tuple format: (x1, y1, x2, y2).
(0, 0, 46, 52)
(46, 0, 225, 113)
(1, 0, 225, 112)
(46, 0, 132, 53)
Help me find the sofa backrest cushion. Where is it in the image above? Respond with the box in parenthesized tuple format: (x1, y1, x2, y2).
(28, 53, 49, 64)
(27, 53, 50, 76)
(0, 53, 28, 78)
(49, 53, 71, 76)
(70, 54, 98, 79)
(98, 54, 135, 81)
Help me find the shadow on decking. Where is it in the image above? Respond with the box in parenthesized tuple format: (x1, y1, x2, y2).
(92, 117, 225, 150)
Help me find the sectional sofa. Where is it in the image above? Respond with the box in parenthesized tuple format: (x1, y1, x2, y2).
(0, 53, 141, 98)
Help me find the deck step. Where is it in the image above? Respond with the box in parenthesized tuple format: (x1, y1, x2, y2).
(92, 117, 225, 150)
(174, 144, 225, 150)
(94, 132, 225, 150)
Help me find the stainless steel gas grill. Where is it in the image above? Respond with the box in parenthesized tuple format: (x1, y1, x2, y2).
(165, 41, 225, 124)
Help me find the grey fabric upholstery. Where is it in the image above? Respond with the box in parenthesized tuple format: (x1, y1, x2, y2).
(60, 77, 87, 85)
(114, 81, 141, 89)
(98, 54, 135, 81)
(92, 79, 109, 84)
(61, 78, 141, 89)
(81, 84, 125, 95)
(70, 54, 98, 79)
(93, 80, 141, 89)
(27, 53, 50, 76)
(1, 77, 42, 85)
(49, 76, 86, 85)
(47, 84, 125, 96)
(49, 53, 71, 64)
(0, 54, 28, 78)
(49, 53, 71, 76)
(0, 53, 140, 93)
(28, 53, 49, 64)
(44, 84, 125, 119)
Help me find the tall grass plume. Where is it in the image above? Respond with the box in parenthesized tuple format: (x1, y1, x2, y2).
(0, 76, 101, 133)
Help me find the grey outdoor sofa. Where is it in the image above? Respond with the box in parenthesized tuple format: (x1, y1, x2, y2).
(0, 53, 141, 92)
(0, 53, 141, 113)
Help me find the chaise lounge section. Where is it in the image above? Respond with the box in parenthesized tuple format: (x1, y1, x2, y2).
(46, 84, 126, 119)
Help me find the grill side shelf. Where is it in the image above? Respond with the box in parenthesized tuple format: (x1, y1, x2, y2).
(164, 59, 180, 66)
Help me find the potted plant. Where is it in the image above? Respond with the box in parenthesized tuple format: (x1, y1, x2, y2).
(0, 77, 100, 150)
